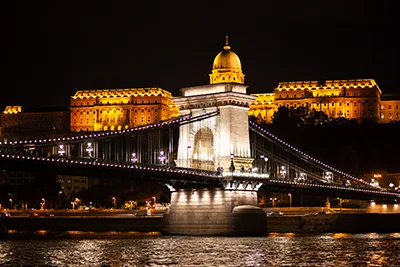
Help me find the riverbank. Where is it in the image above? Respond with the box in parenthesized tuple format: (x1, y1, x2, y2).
(2, 208, 400, 238)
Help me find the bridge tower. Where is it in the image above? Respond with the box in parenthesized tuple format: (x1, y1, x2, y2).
(173, 37, 256, 172)
(165, 38, 266, 236)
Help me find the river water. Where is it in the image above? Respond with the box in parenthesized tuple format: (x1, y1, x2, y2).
(1, 233, 400, 266)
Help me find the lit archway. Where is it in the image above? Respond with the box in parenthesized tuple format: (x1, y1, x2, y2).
(192, 127, 214, 171)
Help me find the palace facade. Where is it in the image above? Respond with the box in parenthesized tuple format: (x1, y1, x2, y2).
(0, 106, 70, 140)
(249, 80, 400, 123)
(70, 88, 179, 132)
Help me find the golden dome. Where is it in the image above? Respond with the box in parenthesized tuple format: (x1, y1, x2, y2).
(212, 45, 242, 70)
(209, 36, 245, 85)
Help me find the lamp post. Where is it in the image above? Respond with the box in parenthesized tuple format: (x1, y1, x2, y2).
(9, 198, 13, 210)
(229, 154, 235, 174)
(187, 146, 191, 168)
(40, 198, 45, 210)
(58, 144, 65, 157)
(288, 194, 292, 207)
(158, 151, 166, 165)
(131, 153, 137, 163)
(260, 155, 265, 173)
(152, 196, 156, 207)
(112, 197, 117, 209)
(270, 197, 277, 208)
(86, 142, 93, 158)
(264, 156, 269, 173)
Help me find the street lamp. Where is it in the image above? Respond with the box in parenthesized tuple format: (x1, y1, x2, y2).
(152, 196, 156, 206)
(288, 194, 292, 207)
(131, 153, 137, 163)
(112, 197, 117, 209)
(270, 197, 277, 208)
(40, 198, 45, 210)
(9, 198, 13, 209)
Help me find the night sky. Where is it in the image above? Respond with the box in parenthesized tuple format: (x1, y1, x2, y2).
(2, 1, 396, 110)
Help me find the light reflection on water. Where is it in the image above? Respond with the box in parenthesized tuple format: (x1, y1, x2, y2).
(1, 233, 400, 266)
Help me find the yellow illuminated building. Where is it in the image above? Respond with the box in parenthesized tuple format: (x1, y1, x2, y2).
(70, 88, 179, 132)
(249, 79, 400, 123)
(0, 106, 70, 140)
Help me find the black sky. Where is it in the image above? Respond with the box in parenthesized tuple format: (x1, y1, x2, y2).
(2, 1, 396, 110)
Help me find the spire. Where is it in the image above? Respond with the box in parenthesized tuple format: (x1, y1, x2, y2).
(224, 34, 231, 50)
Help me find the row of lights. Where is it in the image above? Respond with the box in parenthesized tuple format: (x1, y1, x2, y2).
(0, 153, 218, 179)
(249, 121, 372, 188)
(0, 110, 219, 147)
(1, 152, 397, 198)
(265, 179, 400, 197)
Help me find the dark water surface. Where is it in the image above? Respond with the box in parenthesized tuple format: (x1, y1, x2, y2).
(1, 233, 399, 266)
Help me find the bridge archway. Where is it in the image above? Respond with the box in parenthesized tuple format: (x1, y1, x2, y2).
(192, 127, 214, 171)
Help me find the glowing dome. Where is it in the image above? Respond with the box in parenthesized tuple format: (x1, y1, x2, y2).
(212, 45, 242, 70)
(209, 36, 245, 84)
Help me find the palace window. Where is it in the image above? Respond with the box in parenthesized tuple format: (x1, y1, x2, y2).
(354, 102, 357, 106)
(389, 105, 392, 110)
(362, 102, 364, 106)
(362, 110, 365, 116)
(381, 105, 384, 110)
(381, 113, 384, 119)
(354, 92, 357, 96)
(331, 103, 335, 106)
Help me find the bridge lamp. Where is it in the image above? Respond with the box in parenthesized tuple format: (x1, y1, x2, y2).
(131, 153, 138, 163)
(58, 144, 65, 156)
(279, 166, 287, 178)
(345, 180, 351, 186)
(389, 183, 394, 190)
(299, 172, 306, 182)
(324, 172, 332, 183)
(158, 151, 166, 165)
(86, 142, 93, 158)
(260, 155, 265, 173)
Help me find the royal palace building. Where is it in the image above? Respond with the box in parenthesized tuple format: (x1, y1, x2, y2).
(249, 79, 400, 123)
(0, 106, 70, 140)
(70, 88, 179, 132)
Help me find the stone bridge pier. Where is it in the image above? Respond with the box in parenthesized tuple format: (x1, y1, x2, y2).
(163, 182, 267, 236)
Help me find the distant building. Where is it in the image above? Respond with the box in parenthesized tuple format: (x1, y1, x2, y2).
(70, 88, 179, 132)
(0, 106, 70, 141)
(249, 79, 400, 123)
(57, 175, 89, 198)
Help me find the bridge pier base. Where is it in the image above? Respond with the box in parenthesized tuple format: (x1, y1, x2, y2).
(163, 188, 267, 236)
